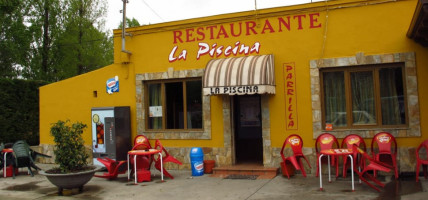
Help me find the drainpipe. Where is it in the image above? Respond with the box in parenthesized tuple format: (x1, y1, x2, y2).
(122, 0, 132, 54)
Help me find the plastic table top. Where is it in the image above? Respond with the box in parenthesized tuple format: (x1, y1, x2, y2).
(319, 148, 355, 191)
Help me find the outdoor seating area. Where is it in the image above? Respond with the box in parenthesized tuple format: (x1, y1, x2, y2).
(94, 135, 182, 184)
(1, 133, 428, 198)
(280, 132, 420, 192)
(2, 0, 428, 199)
(2, 163, 426, 199)
(1, 140, 51, 179)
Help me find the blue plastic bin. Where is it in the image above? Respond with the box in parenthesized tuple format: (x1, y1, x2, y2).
(190, 147, 204, 176)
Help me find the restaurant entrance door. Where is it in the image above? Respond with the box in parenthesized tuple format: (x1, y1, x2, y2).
(233, 95, 263, 164)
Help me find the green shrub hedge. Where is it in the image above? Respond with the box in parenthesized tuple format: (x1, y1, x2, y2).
(0, 79, 48, 145)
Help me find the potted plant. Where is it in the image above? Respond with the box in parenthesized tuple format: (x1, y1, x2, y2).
(40, 120, 101, 195)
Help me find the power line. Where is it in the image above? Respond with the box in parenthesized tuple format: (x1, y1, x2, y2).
(141, 0, 164, 22)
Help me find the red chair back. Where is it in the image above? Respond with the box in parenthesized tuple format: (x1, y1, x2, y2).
(416, 139, 428, 160)
(341, 134, 366, 151)
(416, 139, 428, 182)
(371, 132, 397, 155)
(133, 135, 151, 150)
(281, 134, 304, 157)
(315, 133, 339, 177)
(370, 132, 399, 179)
(130, 135, 153, 171)
(316, 133, 339, 153)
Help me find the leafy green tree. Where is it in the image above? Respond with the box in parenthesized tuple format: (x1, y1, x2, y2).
(118, 17, 141, 29)
(1, 0, 113, 81)
(0, 79, 48, 145)
(0, 0, 33, 78)
(58, 0, 112, 75)
(55, 0, 112, 76)
(22, 0, 65, 81)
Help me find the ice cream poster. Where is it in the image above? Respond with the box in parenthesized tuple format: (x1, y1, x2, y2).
(106, 76, 119, 94)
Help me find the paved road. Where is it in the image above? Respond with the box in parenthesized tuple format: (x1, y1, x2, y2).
(0, 164, 427, 200)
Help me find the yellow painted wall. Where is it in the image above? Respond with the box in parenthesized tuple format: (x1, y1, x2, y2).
(39, 64, 137, 144)
(40, 0, 427, 149)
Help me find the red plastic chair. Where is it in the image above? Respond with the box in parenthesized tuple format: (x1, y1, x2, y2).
(154, 140, 182, 179)
(415, 139, 428, 182)
(133, 135, 152, 150)
(130, 135, 153, 176)
(352, 144, 392, 192)
(280, 134, 311, 178)
(341, 134, 366, 178)
(94, 157, 127, 179)
(371, 132, 398, 179)
(315, 133, 340, 177)
(127, 135, 155, 182)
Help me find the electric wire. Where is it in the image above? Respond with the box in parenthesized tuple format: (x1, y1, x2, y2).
(318, 0, 330, 67)
(141, 0, 164, 22)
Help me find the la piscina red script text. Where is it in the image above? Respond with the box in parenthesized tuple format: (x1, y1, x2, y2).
(168, 13, 322, 62)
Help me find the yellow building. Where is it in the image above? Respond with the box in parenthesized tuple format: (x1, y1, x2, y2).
(40, 0, 427, 174)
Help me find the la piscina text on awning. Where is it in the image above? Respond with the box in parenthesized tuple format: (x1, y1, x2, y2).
(209, 86, 259, 95)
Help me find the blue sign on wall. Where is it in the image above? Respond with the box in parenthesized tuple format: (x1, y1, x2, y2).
(106, 76, 119, 94)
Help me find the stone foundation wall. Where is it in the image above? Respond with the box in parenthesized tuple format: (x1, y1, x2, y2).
(36, 144, 420, 175)
(35, 144, 94, 164)
(272, 146, 419, 175)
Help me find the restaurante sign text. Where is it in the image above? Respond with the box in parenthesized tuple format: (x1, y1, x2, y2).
(169, 12, 322, 62)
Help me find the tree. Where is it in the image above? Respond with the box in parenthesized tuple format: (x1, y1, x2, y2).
(22, 0, 65, 81)
(0, 0, 33, 78)
(1, 0, 113, 81)
(57, 0, 112, 75)
(118, 17, 141, 29)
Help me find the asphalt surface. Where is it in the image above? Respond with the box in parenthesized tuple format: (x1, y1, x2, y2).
(1, 164, 427, 200)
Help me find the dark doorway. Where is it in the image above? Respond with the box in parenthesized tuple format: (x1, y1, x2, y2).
(234, 95, 263, 164)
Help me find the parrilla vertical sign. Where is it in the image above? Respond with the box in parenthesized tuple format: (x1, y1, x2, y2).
(284, 63, 297, 130)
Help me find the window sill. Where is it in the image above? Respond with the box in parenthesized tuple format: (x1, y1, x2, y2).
(318, 127, 414, 139)
(323, 127, 409, 132)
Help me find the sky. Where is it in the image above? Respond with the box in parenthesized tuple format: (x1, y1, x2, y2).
(105, 0, 323, 31)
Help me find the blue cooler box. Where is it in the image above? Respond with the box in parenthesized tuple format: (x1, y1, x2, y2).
(190, 147, 204, 176)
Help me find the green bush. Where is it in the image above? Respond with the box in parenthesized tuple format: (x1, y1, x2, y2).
(0, 79, 48, 145)
(50, 120, 89, 173)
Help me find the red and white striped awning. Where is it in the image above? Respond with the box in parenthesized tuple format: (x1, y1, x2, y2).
(203, 54, 275, 95)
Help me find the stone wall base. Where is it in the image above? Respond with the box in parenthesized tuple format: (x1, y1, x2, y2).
(35, 144, 93, 164)
(36, 144, 418, 175)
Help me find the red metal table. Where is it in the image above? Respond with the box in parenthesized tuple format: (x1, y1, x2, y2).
(319, 148, 355, 191)
(2, 148, 13, 178)
(127, 149, 163, 184)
